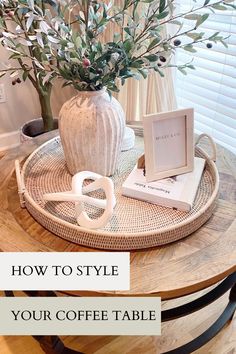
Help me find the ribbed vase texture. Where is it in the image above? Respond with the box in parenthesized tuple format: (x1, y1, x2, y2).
(59, 90, 125, 176)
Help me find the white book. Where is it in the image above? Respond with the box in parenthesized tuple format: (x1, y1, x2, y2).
(122, 157, 205, 212)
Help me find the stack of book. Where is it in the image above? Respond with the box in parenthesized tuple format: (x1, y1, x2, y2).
(122, 157, 205, 212)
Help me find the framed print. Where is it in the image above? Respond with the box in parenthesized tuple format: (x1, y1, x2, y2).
(143, 108, 194, 182)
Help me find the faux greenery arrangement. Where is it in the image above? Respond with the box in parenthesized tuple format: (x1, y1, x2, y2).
(0, 0, 235, 129)
(44, 0, 235, 96)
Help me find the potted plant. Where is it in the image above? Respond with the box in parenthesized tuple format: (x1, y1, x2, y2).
(1, 0, 234, 175)
(0, 0, 58, 139)
(37, 0, 234, 176)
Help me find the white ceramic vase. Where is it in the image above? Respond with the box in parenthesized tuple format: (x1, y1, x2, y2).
(59, 89, 125, 176)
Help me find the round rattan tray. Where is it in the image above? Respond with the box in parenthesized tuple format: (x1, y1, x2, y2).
(18, 134, 219, 250)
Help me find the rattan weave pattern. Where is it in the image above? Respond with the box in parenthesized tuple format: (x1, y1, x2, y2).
(21, 136, 219, 250)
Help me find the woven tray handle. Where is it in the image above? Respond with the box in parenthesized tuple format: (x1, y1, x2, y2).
(195, 133, 217, 162)
(15, 160, 26, 208)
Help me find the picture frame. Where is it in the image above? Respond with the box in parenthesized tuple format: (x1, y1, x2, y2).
(143, 108, 194, 182)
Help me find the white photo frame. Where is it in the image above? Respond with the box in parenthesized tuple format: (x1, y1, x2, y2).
(143, 108, 194, 182)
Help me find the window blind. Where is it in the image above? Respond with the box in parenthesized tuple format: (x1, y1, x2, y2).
(176, 3, 236, 154)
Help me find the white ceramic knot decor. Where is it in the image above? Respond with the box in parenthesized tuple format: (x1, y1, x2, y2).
(43, 171, 116, 229)
(59, 89, 125, 176)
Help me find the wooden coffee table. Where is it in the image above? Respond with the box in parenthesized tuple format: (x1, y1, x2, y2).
(0, 131, 236, 354)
